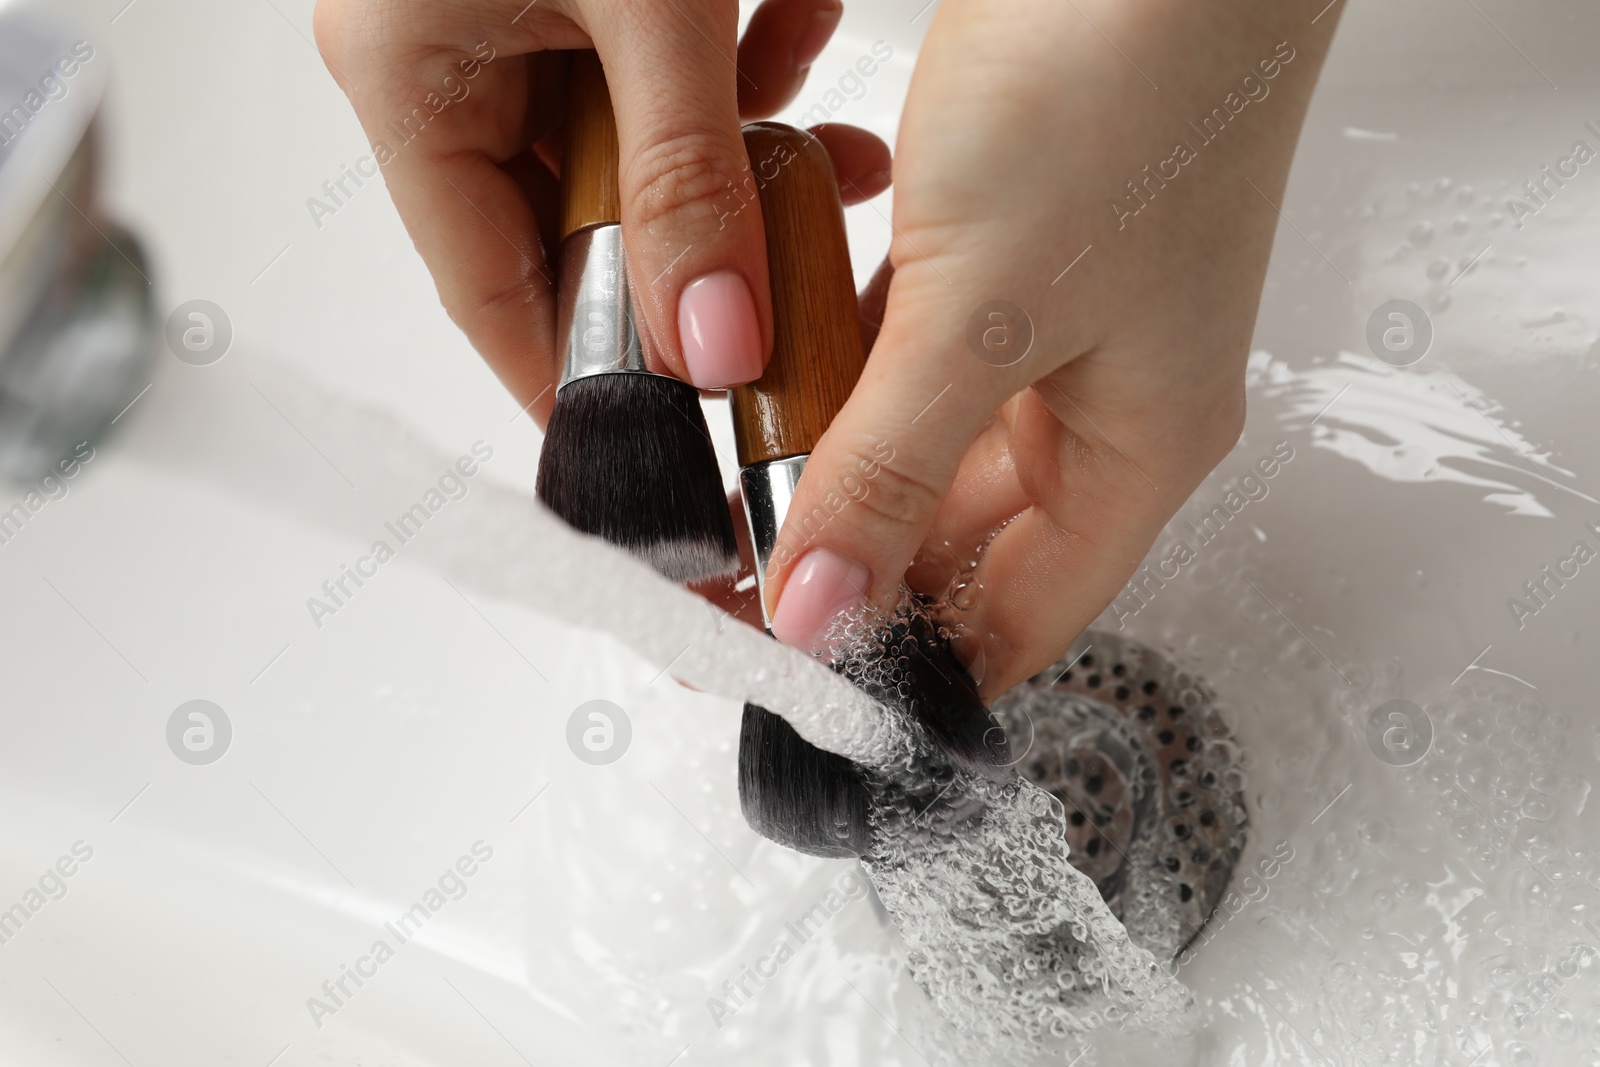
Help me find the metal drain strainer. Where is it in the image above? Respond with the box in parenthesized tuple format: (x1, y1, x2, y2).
(994, 630, 1249, 959)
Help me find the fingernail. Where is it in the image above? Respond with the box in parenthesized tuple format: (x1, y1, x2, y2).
(678, 271, 763, 389)
(771, 547, 870, 655)
(793, 5, 842, 70)
(854, 168, 893, 199)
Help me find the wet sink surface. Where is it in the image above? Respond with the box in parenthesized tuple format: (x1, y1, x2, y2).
(3, 0, 1599, 1064)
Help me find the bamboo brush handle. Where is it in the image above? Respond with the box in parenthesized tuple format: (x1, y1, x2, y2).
(561, 50, 622, 238)
(730, 123, 865, 466)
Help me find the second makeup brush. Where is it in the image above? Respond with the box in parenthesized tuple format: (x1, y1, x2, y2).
(730, 122, 1011, 858)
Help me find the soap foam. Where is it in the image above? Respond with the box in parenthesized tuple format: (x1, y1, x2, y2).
(820, 596, 1197, 1061)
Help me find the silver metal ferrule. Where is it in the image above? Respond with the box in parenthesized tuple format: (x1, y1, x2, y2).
(739, 454, 810, 627)
(556, 223, 648, 387)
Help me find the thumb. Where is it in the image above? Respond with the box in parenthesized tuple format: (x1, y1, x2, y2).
(584, 2, 771, 389)
(765, 280, 1025, 653)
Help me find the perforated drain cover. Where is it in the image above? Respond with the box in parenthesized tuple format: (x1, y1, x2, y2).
(994, 630, 1248, 959)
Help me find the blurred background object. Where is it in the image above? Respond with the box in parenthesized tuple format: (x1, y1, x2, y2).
(0, 5, 153, 481)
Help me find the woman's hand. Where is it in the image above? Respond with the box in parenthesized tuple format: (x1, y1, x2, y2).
(312, 0, 891, 421)
(762, 0, 1344, 699)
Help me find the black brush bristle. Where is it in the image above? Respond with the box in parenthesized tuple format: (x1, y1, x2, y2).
(841, 596, 1012, 778)
(738, 702, 872, 858)
(536, 373, 739, 582)
(738, 598, 1012, 857)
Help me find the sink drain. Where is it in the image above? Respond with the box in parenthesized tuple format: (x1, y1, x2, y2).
(994, 631, 1248, 959)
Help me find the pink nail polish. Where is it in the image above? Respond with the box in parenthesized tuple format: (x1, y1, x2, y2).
(678, 271, 763, 389)
(770, 547, 870, 655)
(793, 6, 843, 70)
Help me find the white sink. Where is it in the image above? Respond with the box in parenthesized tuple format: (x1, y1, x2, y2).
(3, 0, 1598, 1064)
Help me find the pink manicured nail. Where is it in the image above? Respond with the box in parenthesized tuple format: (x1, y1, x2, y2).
(793, 5, 843, 69)
(678, 271, 763, 389)
(771, 547, 870, 655)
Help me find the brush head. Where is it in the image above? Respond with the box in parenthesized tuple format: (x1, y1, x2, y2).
(838, 594, 1012, 777)
(535, 372, 739, 582)
(738, 703, 872, 858)
(738, 594, 1011, 859)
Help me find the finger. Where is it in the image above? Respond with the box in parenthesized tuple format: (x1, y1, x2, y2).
(501, 147, 563, 285)
(583, 1, 772, 391)
(903, 401, 1028, 599)
(807, 123, 891, 204)
(312, 7, 563, 421)
(518, 49, 569, 146)
(762, 267, 1030, 654)
(736, 0, 843, 118)
(959, 361, 1244, 699)
(856, 255, 892, 351)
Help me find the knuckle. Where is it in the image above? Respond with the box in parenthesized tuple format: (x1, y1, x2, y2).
(1196, 388, 1247, 468)
(313, 0, 412, 86)
(448, 276, 542, 337)
(844, 447, 943, 536)
(311, 0, 353, 65)
(624, 130, 744, 237)
(311, 0, 383, 82)
(439, 280, 555, 393)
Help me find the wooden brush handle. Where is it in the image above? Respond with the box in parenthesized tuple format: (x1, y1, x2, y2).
(561, 50, 622, 238)
(730, 123, 865, 466)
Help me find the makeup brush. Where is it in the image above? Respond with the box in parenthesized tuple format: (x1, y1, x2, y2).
(534, 51, 738, 583)
(731, 122, 1010, 858)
